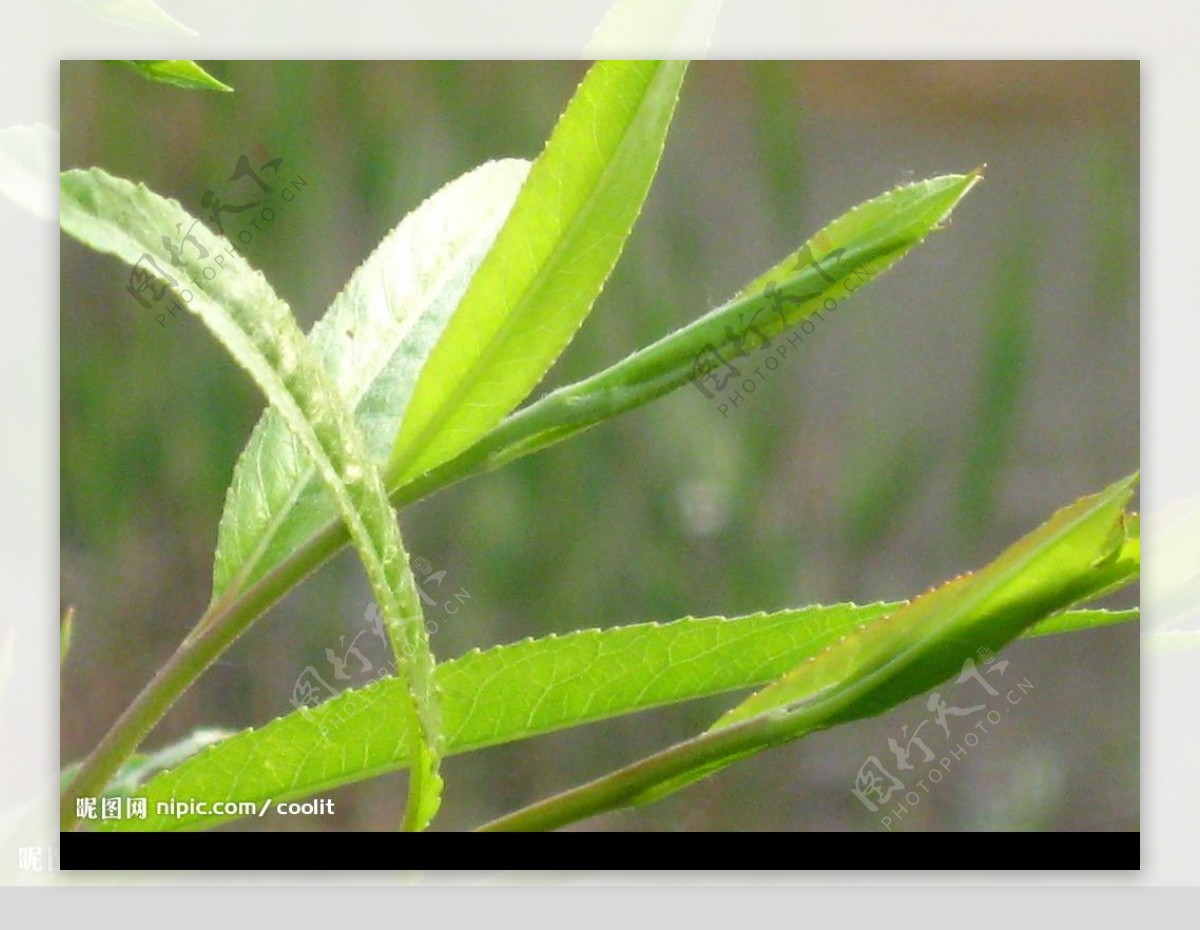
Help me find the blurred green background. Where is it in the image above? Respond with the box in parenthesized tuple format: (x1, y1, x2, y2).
(60, 61, 1139, 831)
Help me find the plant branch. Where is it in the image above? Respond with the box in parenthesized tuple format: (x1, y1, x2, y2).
(475, 710, 797, 831)
(60, 605, 250, 830)
(57, 342, 701, 825)
(61, 171, 984, 824)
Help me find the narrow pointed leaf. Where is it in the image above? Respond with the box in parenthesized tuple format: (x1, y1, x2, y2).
(120, 60, 233, 92)
(59, 168, 441, 830)
(387, 60, 689, 486)
(718, 473, 1139, 729)
(476, 475, 1139, 830)
(213, 159, 530, 601)
(189, 170, 982, 684)
(402, 171, 984, 484)
(97, 600, 1135, 832)
(1023, 606, 1138, 637)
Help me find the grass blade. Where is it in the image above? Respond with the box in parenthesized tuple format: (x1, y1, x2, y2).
(958, 204, 1039, 533)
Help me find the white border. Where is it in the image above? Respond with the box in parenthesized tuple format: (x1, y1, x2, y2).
(3, 0, 1195, 897)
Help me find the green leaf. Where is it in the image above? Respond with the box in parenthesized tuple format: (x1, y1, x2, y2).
(212, 159, 530, 601)
(119, 60, 233, 93)
(387, 60, 689, 487)
(405, 171, 984, 486)
(719, 473, 1138, 729)
(61, 728, 236, 795)
(191, 169, 983, 694)
(98, 602, 1135, 832)
(1024, 607, 1138, 638)
(107, 728, 237, 795)
(59, 168, 441, 830)
(476, 474, 1139, 830)
(60, 606, 74, 667)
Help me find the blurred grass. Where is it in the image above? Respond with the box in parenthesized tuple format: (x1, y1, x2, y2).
(59, 61, 1139, 832)
(956, 197, 1040, 536)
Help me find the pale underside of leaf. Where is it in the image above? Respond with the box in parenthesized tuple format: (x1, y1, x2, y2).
(59, 168, 442, 829)
(432, 171, 985, 481)
(198, 171, 983, 683)
(387, 60, 689, 487)
(213, 159, 530, 600)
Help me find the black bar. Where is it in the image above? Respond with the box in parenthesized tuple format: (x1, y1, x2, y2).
(61, 830, 1139, 871)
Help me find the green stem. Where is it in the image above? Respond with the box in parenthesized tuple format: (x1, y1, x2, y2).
(60, 596, 257, 830)
(475, 711, 797, 832)
(58, 221, 935, 826)
(476, 609, 1151, 833)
